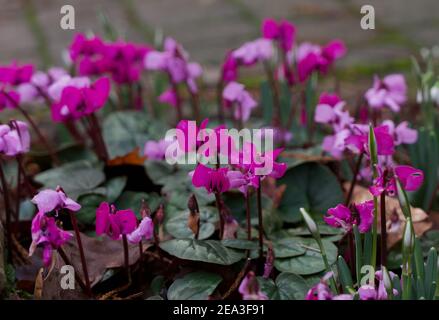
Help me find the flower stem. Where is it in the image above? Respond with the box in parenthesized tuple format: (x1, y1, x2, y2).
(345, 152, 364, 206)
(257, 177, 264, 260)
(263, 62, 282, 128)
(188, 89, 201, 123)
(214, 192, 224, 239)
(69, 211, 92, 296)
(245, 190, 251, 240)
(353, 225, 362, 283)
(380, 192, 387, 266)
(15, 155, 22, 222)
(88, 114, 109, 162)
(122, 234, 131, 284)
(0, 160, 13, 263)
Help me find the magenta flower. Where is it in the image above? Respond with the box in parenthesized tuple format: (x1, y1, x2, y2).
(175, 118, 209, 152)
(32, 187, 81, 214)
(365, 74, 407, 112)
(238, 271, 268, 300)
(191, 164, 246, 194)
(325, 200, 374, 233)
(382, 120, 417, 145)
(369, 165, 424, 197)
(232, 39, 273, 66)
(0, 62, 34, 86)
(262, 18, 295, 52)
(314, 92, 353, 132)
(144, 139, 172, 160)
(96, 202, 137, 240)
(0, 121, 30, 156)
(220, 52, 238, 83)
(358, 285, 378, 300)
(29, 211, 72, 267)
(127, 216, 154, 244)
(158, 88, 178, 108)
(345, 124, 394, 156)
(321, 129, 351, 159)
(48, 75, 91, 101)
(222, 82, 257, 122)
(51, 77, 110, 122)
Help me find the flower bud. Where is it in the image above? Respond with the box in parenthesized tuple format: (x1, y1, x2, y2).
(300, 207, 318, 237)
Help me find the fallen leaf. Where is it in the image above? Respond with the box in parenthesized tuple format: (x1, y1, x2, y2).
(107, 147, 146, 166)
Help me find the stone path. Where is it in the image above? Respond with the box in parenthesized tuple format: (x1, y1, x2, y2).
(0, 0, 438, 81)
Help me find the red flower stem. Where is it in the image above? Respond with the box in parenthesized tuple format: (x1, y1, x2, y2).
(257, 177, 264, 260)
(0, 160, 13, 263)
(89, 114, 109, 162)
(214, 192, 224, 239)
(4, 93, 60, 166)
(69, 211, 92, 296)
(263, 62, 282, 128)
(14, 155, 22, 222)
(245, 190, 251, 240)
(122, 234, 131, 284)
(188, 89, 201, 123)
(345, 152, 364, 206)
(57, 247, 90, 295)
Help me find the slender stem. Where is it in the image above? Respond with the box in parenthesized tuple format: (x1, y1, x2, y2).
(371, 196, 379, 270)
(353, 225, 362, 283)
(69, 211, 92, 296)
(188, 89, 201, 123)
(0, 160, 13, 263)
(122, 234, 131, 284)
(15, 155, 22, 222)
(214, 192, 224, 239)
(57, 247, 89, 295)
(88, 114, 109, 162)
(4, 92, 60, 165)
(257, 177, 264, 260)
(263, 62, 282, 128)
(245, 190, 251, 240)
(380, 192, 387, 266)
(345, 153, 364, 206)
(170, 80, 183, 122)
(316, 237, 338, 294)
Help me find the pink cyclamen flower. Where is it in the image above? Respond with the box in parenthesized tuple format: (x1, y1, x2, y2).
(325, 200, 374, 233)
(0, 121, 30, 156)
(238, 271, 268, 300)
(345, 124, 395, 156)
(127, 216, 154, 244)
(232, 38, 273, 66)
(382, 120, 417, 145)
(314, 92, 353, 132)
(365, 74, 407, 112)
(96, 202, 137, 240)
(222, 82, 257, 122)
(32, 187, 81, 214)
(51, 77, 110, 122)
(0, 62, 34, 86)
(262, 18, 295, 52)
(29, 211, 72, 267)
(0, 89, 20, 111)
(191, 163, 246, 194)
(369, 165, 424, 197)
(158, 88, 178, 108)
(175, 118, 209, 152)
(358, 285, 378, 300)
(144, 139, 172, 160)
(220, 52, 238, 83)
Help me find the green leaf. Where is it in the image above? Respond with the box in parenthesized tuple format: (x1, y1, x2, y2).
(150, 275, 166, 296)
(167, 272, 222, 300)
(144, 160, 175, 184)
(425, 247, 438, 299)
(258, 272, 308, 300)
(274, 238, 337, 275)
(76, 194, 105, 225)
(115, 191, 161, 218)
(159, 239, 244, 265)
(104, 176, 127, 203)
(277, 163, 344, 223)
(165, 207, 218, 240)
(34, 161, 105, 200)
(337, 256, 353, 292)
(272, 237, 306, 258)
(221, 239, 259, 250)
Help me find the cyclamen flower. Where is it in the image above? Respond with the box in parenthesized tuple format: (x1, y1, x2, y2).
(306, 272, 353, 300)
(29, 211, 72, 267)
(127, 216, 154, 244)
(220, 52, 238, 83)
(365, 74, 407, 112)
(0, 121, 30, 156)
(369, 165, 424, 197)
(175, 118, 209, 152)
(262, 18, 295, 52)
(345, 124, 395, 156)
(222, 82, 257, 122)
(232, 38, 273, 66)
(191, 164, 246, 194)
(32, 187, 81, 214)
(314, 92, 353, 132)
(51, 77, 110, 122)
(0, 62, 34, 86)
(96, 202, 137, 240)
(144, 139, 172, 160)
(0, 90, 20, 110)
(238, 271, 268, 300)
(325, 201, 374, 233)
(381, 120, 417, 145)
(321, 129, 351, 159)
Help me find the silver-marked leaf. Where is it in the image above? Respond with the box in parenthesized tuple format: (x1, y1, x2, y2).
(258, 272, 309, 300)
(165, 207, 218, 240)
(272, 237, 306, 258)
(167, 272, 222, 300)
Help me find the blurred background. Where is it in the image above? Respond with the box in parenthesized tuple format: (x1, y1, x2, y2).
(1, 0, 438, 87)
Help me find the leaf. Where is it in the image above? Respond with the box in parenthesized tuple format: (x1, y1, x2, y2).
(221, 239, 259, 250)
(167, 272, 222, 300)
(103, 111, 166, 159)
(144, 160, 175, 184)
(258, 272, 308, 300)
(165, 207, 218, 240)
(77, 194, 105, 225)
(104, 176, 127, 203)
(115, 191, 161, 218)
(272, 237, 306, 258)
(274, 238, 337, 275)
(277, 163, 343, 223)
(159, 239, 244, 265)
(34, 161, 105, 200)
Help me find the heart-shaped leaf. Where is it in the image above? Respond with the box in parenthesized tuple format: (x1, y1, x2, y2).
(258, 272, 309, 300)
(272, 237, 307, 258)
(159, 239, 244, 265)
(165, 207, 218, 240)
(167, 272, 222, 300)
(274, 238, 337, 275)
